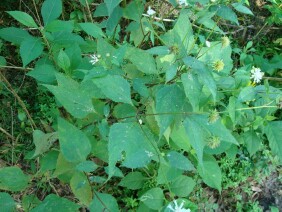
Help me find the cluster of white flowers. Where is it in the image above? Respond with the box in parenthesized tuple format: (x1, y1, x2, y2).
(250, 66, 264, 83)
(167, 200, 191, 212)
(89, 54, 99, 65)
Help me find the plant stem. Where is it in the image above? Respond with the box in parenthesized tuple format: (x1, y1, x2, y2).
(0, 71, 37, 130)
(0, 126, 15, 141)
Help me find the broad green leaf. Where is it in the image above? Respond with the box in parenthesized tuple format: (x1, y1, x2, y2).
(76, 161, 98, 172)
(0, 27, 32, 45)
(181, 73, 202, 112)
(170, 125, 191, 152)
(0, 56, 7, 66)
(123, 1, 144, 21)
(57, 49, 70, 72)
(45, 73, 95, 118)
(0, 167, 29, 192)
(27, 64, 57, 84)
(79, 22, 105, 38)
(105, 0, 121, 15)
(140, 187, 164, 210)
(58, 118, 91, 163)
(41, 0, 62, 25)
(166, 151, 194, 171)
(211, 5, 239, 25)
(238, 86, 256, 102)
(157, 163, 183, 185)
(125, 47, 157, 74)
(65, 44, 82, 70)
(106, 6, 123, 34)
(198, 156, 222, 192)
(242, 131, 261, 156)
(53, 153, 77, 179)
(40, 150, 59, 173)
(70, 172, 92, 206)
(232, 3, 253, 15)
(184, 116, 206, 165)
(7, 11, 38, 28)
(155, 84, 186, 136)
(265, 121, 282, 161)
(22, 195, 41, 212)
(89, 192, 119, 212)
(183, 56, 217, 101)
(0, 192, 16, 212)
(92, 75, 132, 105)
(30, 194, 79, 212)
(32, 130, 58, 157)
(119, 172, 146, 190)
(166, 64, 177, 83)
(45, 20, 74, 32)
(20, 37, 43, 66)
(170, 175, 196, 197)
(108, 123, 156, 177)
(146, 46, 170, 55)
(52, 31, 85, 47)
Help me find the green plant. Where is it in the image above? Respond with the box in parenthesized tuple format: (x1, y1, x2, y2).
(0, 0, 281, 211)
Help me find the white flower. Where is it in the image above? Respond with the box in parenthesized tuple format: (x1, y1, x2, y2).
(147, 6, 156, 16)
(210, 0, 216, 2)
(89, 54, 99, 65)
(250, 66, 264, 83)
(138, 119, 143, 125)
(145, 150, 154, 158)
(167, 200, 191, 212)
(179, 0, 188, 6)
(206, 40, 211, 47)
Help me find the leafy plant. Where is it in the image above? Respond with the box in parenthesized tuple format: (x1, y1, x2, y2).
(0, 0, 281, 211)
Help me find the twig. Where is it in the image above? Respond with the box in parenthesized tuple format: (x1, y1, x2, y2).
(263, 77, 282, 82)
(0, 65, 32, 71)
(0, 126, 15, 141)
(0, 71, 37, 130)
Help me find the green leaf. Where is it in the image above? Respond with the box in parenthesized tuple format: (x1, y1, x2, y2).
(232, 3, 253, 15)
(108, 123, 156, 178)
(265, 121, 282, 161)
(22, 195, 41, 212)
(70, 172, 92, 206)
(105, 0, 121, 15)
(181, 73, 202, 112)
(0, 167, 29, 191)
(0, 192, 16, 212)
(198, 156, 222, 192)
(40, 150, 59, 173)
(166, 64, 177, 83)
(89, 192, 119, 212)
(57, 49, 71, 72)
(32, 130, 58, 157)
(166, 151, 194, 171)
(41, 0, 62, 25)
(140, 188, 164, 210)
(7, 11, 38, 28)
(238, 86, 256, 102)
(183, 56, 217, 101)
(157, 162, 182, 184)
(45, 73, 95, 118)
(0, 27, 32, 45)
(123, 0, 144, 21)
(126, 47, 158, 74)
(242, 131, 261, 156)
(146, 46, 170, 55)
(184, 116, 206, 165)
(211, 5, 239, 25)
(92, 75, 132, 105)
(30, 194, 79, 212)
(20, 37, 43, 67)
(58, 117, 91, 163)
(53, 153, 77, 178)
(0, 56, 7, 66)
(170, 175, 196, 197)
(45, 20, 74, 32)
(155, 84, 186, 136)
(119, 172, 146, 190)
(79, 22, 105, 38)
(76, 161, 98, 172)
(27, 64, 57, 84)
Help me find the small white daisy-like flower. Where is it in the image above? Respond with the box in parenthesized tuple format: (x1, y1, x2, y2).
(179, 0, 188, 6)
(147, 6, 156, 16)
(206, 40, 211, 47)
(89, 54, 99, 65)
(145, 150, 154, 158)
(167, 200, 191, 212)
(138, 119, 143, 125)
(250, 66, 264, 84)
(210, 0, 216, 2)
